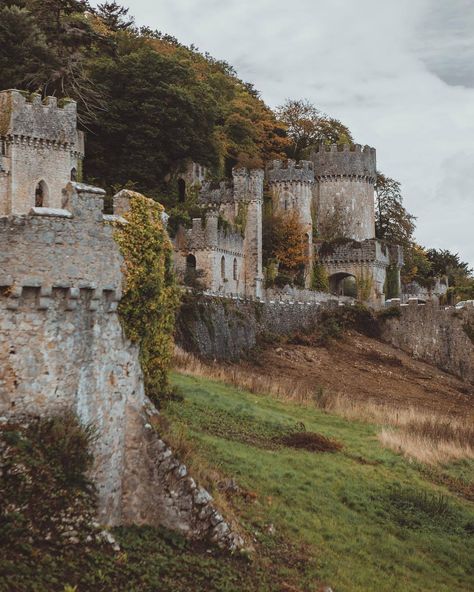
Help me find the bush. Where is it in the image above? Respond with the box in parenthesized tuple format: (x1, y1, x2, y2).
(377, 306, 401, 321)
(114, 191, 181, 404)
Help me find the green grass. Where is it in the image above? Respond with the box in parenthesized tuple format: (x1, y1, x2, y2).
(164, 372, 474, 592)
(1, 377, 473, 591)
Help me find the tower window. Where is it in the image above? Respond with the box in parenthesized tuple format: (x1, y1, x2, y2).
(221, 256, 226, 279)
(35, 180, 48, 207)
(71, 167, 77, 181)
(233, 258, 238, 280)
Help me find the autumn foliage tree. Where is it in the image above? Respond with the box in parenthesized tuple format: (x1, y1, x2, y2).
(263, 211, 310, 285)
(275, 99, 353, 160)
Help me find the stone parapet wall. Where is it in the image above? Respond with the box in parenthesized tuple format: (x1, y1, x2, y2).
(0, 91, 79, 145)
(266, 159, 314, 184)
(380, 304, 474, 383)
(311, 143, 376, 180)
(0, 184, 120, 293)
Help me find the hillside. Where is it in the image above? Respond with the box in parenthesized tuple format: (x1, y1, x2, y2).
(2, 369, 472, 592)
(162, 372, 474, 592)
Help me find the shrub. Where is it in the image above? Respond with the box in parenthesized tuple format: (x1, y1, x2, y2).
(377, 306, 401, 321)
(114, 191, 181, 404)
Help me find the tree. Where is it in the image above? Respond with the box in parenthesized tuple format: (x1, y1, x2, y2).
(96, 2, 134, 32)
(401, 243, 433, 287)
(375, 172, 416, 246)
(263, 211, 309, 275)
(425, 248, 472, 286)
(0, 5, 54, 91)
(275, 99, 353, 160)
(85, 47, 220, 195)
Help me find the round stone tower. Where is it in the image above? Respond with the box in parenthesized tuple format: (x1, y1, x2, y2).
(311, 143, 376, 241)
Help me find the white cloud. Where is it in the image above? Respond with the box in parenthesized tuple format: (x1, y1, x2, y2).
(94, 0, 474, 266)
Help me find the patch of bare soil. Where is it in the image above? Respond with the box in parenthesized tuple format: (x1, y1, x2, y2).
(243, 331, 473, 417)
(279, 431, 343, 453)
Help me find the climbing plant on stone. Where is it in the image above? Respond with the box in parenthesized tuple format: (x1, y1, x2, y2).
(114, 191, 181, 404)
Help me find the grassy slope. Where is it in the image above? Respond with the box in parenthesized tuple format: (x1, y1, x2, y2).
(165, 372, 474, 592)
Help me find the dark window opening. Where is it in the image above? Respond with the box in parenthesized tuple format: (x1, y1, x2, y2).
(35, 180, 48, 207)
(186, 253, 196, 270)
(178, 178, 186, 203)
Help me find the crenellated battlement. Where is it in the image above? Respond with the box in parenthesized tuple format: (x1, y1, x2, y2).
(265, 159, 314, 184)
(0, 285, 120, 313)
(0, 183, 122, 300)
(0, 90, 83, 150)
(199, 167, 264, 205)
(311, 143, 376, 181)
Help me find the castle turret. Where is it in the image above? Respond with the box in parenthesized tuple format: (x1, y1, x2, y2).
(266, 160, 315, 286)
(0, 90, 84, 216)
(311, 143, 376, 241)
(233, 167, 264, 298)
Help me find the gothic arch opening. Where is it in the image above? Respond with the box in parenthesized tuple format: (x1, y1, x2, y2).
(35, 180, 48, 207)
(233, 258, 238, 280)
(71, 167, 77, 182)
(178, 178, 186, 203)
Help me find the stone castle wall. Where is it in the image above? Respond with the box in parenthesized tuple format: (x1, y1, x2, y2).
(0, 184, 242, 549)
(175, 294, 337, 361)
(380, 304, 474, 383)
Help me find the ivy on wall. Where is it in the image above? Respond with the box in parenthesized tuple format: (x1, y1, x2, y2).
(114, 192, 181, 404)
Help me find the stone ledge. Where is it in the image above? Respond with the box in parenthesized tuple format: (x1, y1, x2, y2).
(30, 207, 72, 218)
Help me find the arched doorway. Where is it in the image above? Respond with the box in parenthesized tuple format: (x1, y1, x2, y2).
(329, 272, 357, 297)
(35, 180, 48, 207)
(178, 179, 186, 203)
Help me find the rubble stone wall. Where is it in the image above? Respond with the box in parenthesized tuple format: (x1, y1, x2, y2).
(380, 304, 474, 383)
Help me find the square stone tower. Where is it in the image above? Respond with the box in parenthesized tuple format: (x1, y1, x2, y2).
(0, 90, 84, 216)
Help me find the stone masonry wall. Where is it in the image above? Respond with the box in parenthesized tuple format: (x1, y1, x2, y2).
(175, 294, 335, 361)
(0, 185, 243, 550)
(380, 304, 474, 383)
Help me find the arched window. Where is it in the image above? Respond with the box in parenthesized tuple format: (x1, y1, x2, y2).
(35, 180, 48, 207)
(186, 253, 196, 270)
(221, 256, 226, 279)
(178, 178, 186, 203)
(71, 167, 77, 182)
(233, 258, 238, 280)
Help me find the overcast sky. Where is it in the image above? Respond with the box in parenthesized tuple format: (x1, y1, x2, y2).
(96, 0, 474, 266)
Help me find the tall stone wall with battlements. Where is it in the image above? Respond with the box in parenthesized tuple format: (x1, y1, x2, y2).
(0, 183, 243, 550)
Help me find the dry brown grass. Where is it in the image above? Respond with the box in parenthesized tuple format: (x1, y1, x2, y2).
(173, 346, 474, 465)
